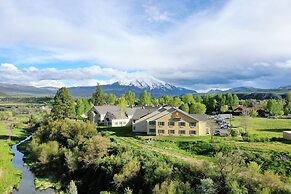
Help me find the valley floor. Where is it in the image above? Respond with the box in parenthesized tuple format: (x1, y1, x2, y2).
(0, 121, 27, 194)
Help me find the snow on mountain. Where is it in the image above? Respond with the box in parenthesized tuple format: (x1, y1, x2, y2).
(117, 76, 176, 90)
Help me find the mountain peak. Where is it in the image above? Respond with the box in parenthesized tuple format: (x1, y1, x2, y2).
(116, 76, 174, 90)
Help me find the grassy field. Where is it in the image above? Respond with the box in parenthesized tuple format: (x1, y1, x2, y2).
(0, 121, 26, 194)
(229, 116, 291, 138)
(99, 117, 291, 157)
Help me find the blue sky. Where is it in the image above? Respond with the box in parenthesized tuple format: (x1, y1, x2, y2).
(1, 0, 291, 91)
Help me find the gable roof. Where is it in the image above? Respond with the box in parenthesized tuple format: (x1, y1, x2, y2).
(132, 107, 160, 120)
(93, 105, 119, 115)
(146, 107, 208, 122)
(104, 110, 129, 120)
(93, 105, 138, 120)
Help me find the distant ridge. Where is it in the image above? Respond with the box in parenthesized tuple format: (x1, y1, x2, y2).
(0, 83, 56, 96)
(0, 82, 290, 99)
(0, 77, 196, 97)
(69, 78, 196, 97)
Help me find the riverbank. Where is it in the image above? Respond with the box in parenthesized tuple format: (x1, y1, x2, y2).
(18, 139, 62, 192)
(0, 121, 27, 194)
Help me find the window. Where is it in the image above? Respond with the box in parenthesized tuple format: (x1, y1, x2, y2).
(168, 130, 175, 134)
(168, 122, 175, 127)
(189, 130, 196, 135)
(158, 122, 165, 126)
(179, 122, 186, 127)
(115, 122, 118, 125)
(149, 121, 156, 126)
(178, 130, 186, 134)
(133, 120, 136, 123)
(158, 129, 165, 134)
(123, 121, 126, 124)
(190, 122, 197, 127)
(119, 121, 122, 125)
(149, 129, 156, 133)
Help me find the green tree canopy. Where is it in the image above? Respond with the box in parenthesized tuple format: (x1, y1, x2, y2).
(51, 87, 75, 119)
(107, 93, 117, 105)
(139, 90, 152, 106)
(189, 102, 207, 114)
(183, 93, 195, 104)
(124, 91, 136, 106)
(266, 99, 284, 116)
(180, 103, 189, 113)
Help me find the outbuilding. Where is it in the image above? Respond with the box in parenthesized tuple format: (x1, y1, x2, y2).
(283, 131, 291, 141)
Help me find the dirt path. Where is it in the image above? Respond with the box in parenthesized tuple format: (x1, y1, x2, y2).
(117, 137, 209, 167)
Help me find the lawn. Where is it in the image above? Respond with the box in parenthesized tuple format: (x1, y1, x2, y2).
(98, 117, 291, 155)
(0, 121, 26, 194)
(228, 116, 291, 138)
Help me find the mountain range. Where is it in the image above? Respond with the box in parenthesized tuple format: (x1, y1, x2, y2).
(0, 79, 290, 98)
(207, 86, 291, 94)
(0, 78, 195, 97)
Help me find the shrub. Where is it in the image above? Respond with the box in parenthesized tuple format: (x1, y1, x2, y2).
(230, 128, 240, 137)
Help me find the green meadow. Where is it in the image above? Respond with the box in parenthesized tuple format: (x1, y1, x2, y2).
(0, 121, 26, 194)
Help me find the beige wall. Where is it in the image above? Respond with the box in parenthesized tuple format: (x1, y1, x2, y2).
(150, 111, 207, 136)
(283, 131, 291, 140)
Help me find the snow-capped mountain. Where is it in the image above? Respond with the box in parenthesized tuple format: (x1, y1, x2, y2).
(117, 77, 176, 90)
(69, 77, 196, 97)
(0, 77, 196, 97)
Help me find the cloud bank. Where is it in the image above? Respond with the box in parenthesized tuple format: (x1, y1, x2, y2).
(0, 0, 291, 90)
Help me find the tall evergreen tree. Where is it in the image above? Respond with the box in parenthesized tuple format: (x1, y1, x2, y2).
(51, 87, 75, 119)
(92, 83, 106, 106)
(76, 98, 84, 118)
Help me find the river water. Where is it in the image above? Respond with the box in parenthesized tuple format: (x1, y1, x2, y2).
(11, 135, 55, 194)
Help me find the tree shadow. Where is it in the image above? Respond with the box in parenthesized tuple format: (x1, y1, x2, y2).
(0, 135, 26, 142)
(270, 137, 291, 144)
(98, 126, 141, 137)
(258, 128, 291, 133)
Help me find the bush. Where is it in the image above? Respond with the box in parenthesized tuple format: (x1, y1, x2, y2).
(230, 129, 240, 137)
(242, 134, 270, 142)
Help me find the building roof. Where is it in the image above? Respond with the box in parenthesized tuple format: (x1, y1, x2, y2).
(145, 107, 209, 122)
(190, 114, 209, 121)
(93, 105, 136, 120)
(105, 111, 128, 120)
(93, 105, 120, 115)
(132, 107, 159, 120)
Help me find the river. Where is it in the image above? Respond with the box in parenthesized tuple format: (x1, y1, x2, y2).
(11, 134, 55, 194)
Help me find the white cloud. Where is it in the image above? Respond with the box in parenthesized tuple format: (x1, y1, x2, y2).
(1, 0, 291, 89)
(143, 4, 170, 22)
(0, 63, 151, 88)
(1, 63, 18, 71)
(30, 80, 66, 88)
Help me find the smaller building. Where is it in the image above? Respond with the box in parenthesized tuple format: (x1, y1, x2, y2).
(283, 131, 291, 141)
